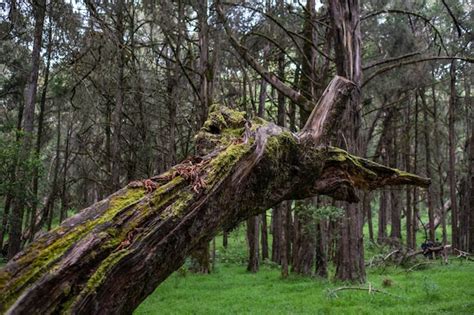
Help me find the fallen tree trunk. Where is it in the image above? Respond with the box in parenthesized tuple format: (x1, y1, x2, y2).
(0, 77, 429, 314)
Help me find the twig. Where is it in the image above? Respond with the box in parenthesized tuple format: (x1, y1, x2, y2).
(405, 262, 435, 273)
(454, 248, 474, 261)
(384, 249, 400, 262)
(328, 285, 401, 298)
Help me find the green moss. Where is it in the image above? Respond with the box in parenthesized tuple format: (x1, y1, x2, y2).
(221, 107, 246, 127)
(206, 143, 252, 186)
(203, 111, 227, 132)
(263, 131, 298, 163)
(160, 190, 194, 220)
(0, 188, 145, 309)
(85, 249, 129, 293)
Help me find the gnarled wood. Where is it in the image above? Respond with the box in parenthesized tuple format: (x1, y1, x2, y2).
(0, 77, 429, 314)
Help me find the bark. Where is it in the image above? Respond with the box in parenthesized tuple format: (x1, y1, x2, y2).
(246, 216, 259, 273)
(378, 191, 388, 243)
(271, 205, 282, 263)
(110, 0, 125, 191)
(7, 0, 46, 259)
(363, 192, 374, 242)
(280, 202, 289, 278)
(222, 231, 228, 249)
(30, 10, 53, 241)
(0, 78, 429, 314)
(467, 74, 474, 253)
(469, 129, 474, 252)
(448, 62, 458, 248)
(189, 242, 211, 274)
(420, 90, 435, 241)
(412, 93, 420, 247)
(261, 212, 269, 260)
(292, 199, 318, 276)
(389, 132, 401, 243)
(431, 75, 447, 244)
(328, 0, 364, 283)
(315, 218, 327, 278)
(197, 0, 210, 127)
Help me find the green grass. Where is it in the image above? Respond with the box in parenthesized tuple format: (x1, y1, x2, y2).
(135, 262, 474, 315)
(135, 221, 474, 315)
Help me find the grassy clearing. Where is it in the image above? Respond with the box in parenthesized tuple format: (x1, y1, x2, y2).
(136, 220, 473, 315)
(135, 262, 474, 315)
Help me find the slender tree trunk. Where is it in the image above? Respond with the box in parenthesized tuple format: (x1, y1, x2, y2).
(469, 125, 474, 252)
(404, 104, 414, 248)
(197, 0, 209, 128)
(247, 214, 259, 272)
(420, 90, 435, 241)
(280, 202, 289, 278)
(390, 132, 401, 243)
(261, 212, 269, 260)
(7, 0, 46, 259)
(60, 124, 71, 222)
(364, 192, 374, 242)
(30, 11, 52, 240)
(465, 73, 474, 252)
(431, 77, 447, 244)
(413, 93, 420, 247)
(378, 191, 388, 243)
(110, 0, 125, 192)
(271, 205, 282, 263)
(222, 232, 228, 249)
(448, 62, 458, 248)
(315, 219, 327, 278)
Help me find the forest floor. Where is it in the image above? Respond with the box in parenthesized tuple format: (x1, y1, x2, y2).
(135, 223, 474, 315)
(135, 262, 474, 314)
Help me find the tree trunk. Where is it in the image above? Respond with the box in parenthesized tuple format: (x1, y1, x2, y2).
(448, 62, 458, 248)
(190, 242, 211, 274)
(280, 202, 289, 278)
(292, 202, 315, 275)
(7, 0, 46, 259)
(0, 81, 429, 315)
(197, 0, 210, 128)
(329, 0, 365, 283)
(413, 93, 420, 247)
(389, 132, 401, 243)
(469, 128, 474, 252)
(271, 205, 282, 263)
(378, 191, 388, 243)
(315, 217, 327, 278)
(30, 10, 53, 241)
(363, 192, 374, 242)
(420, 90, 435, 241)
(110, 0, 125, 192)
(246, 216, 259, 273)
(222, 231, 228, 249)
(431, 76, 447, 244)
(261, 212, 269, 260)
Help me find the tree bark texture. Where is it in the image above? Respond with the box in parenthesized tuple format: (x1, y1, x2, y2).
(328, 0, 365, 283)
(0, 77, 429, 314)
(246, 216, 259, 273)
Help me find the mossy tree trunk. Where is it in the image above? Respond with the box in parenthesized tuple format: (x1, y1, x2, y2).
(0, 77, 429, 314)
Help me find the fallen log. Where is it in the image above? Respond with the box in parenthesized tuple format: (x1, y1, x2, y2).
(0, 76, 429, 314)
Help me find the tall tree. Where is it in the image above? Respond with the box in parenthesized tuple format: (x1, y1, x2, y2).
(329, 0, 365, 282)
(7, 0, 46, 259)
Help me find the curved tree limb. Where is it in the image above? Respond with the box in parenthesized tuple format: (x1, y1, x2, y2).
(362, 56, 474, 88)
